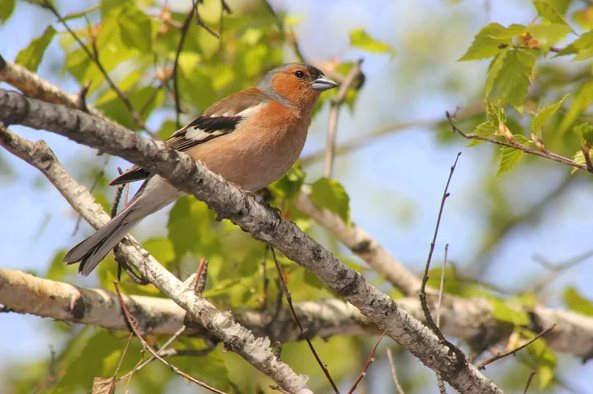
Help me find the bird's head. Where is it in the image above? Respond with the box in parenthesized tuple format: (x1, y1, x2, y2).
(259, 63, 338, 109)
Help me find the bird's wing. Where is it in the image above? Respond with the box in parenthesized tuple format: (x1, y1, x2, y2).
(110, 88, 267, 186)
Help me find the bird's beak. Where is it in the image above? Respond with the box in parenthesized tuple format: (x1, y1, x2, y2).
(311, 75, 338, 92)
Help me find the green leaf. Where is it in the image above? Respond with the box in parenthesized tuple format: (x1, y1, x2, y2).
(467, 120, 497, 146)
(46, 249, 68, 280)
(524, 328, 557, 389)
(460, 23, 524, 61)
(269, 164, 305, 200)
(527, 23, 571, 48)
(573, 122, 593, 145)
(15, 25, 56, 72)
(490, 298, 530, 325)
(533, 0, 568, 25)
(349, 28, 393, 54)
(531, 94, 568, 135)
(559, 80, 593, 134)
(310, 178, 350, 225)
(142, 237, 175, 264)
(563, 286, 593, 316)
(484, 49, 535, 110)
(117, 4, 153, 52)
(167, 198, 196, 260)
(558, 29, 593, 59)
(0, 0, 15, 22)
(497, 146, 524, 175)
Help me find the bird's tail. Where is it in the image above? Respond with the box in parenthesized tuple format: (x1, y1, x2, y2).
(63, 209, 140, 276)
(64, 176, 184, 275)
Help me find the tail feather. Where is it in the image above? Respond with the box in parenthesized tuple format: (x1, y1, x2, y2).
(64, 210, 139, 276)
(64, 175, 184, 275)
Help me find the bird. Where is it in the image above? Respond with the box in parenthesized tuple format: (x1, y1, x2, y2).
(64, 63, 338, 275)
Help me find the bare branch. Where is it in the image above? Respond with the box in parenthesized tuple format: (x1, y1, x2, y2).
(294, 191, 421, 296)
(477, 325, 556, 370)
(324, 59, 363, 178)
(2, 267, 593, 360)
(0, 92, 502, 393)
(386, 348, 406, 394)
(271, 248, 339, 393)
(347, 333, 385, 394)
(113, 282, 226, 393)
(0, 55, 107, 120)
(0, 124, 310, 392)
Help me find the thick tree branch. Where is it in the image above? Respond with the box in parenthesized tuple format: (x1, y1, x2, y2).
(0, 55, 108, 121)
(294, 191, 421, 296)
(0, 124, 309, 393)
(0, 89, 501, 393)
(3, 268, 593, 360)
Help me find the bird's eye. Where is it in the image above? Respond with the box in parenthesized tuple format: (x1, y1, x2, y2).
(294, 70, 305, 78)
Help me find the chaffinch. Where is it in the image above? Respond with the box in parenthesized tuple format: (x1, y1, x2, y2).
(64, 63, 338, 275)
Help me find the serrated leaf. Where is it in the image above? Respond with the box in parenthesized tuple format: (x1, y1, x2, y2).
(468, 121, 497, 146)
(531, 94, 568, 135)
(572, 150, 586, 174)
(0, 0, 15, 22)
(460, 23, 524, 61)
(15, 25, 56, 72)
(349, 28, 393, 54)
(563, 286, 593, 316)
(310, 178, 350, 225)
(484, 49, 535, 110)
(573, 122, 593, 145)
(559, 80, 593, 134)
(558, 29, 593, 59)
(117, 4, 152, 52)
(527, 23, 571, 48)
(533, 0, 568, 25)
(490, 298, 530, 325)
(497, 146, 524, 175)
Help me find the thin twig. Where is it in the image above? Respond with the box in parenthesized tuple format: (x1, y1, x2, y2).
(531, 248, 593, 292)
(523, 370, 537, 394)
(117, 325, 188, 383)
(346, 332, 385, 394)
(324, 59, 363, 178)
(263, 1, 306, 62)
(194, 258, 208, 295)
(435, 244, 448, 329)
(172, 3, 197, 128)
(194, 0, 221, 39)
(446, 111, 593, 174)
(270, 248, 340, 394)
(113, 282, 226, 393)
(301, 103, 485, 166)
(477, 325, 556, 370)
(435, 244, 449, 394)
(418, 152, 466, 369)
(42, 1, 153, 134)
(386, 348, 406, 394)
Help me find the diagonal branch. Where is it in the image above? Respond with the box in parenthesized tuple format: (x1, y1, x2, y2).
(294, 191, 421, 296)
(0, 55, 107, 121)
(0, 89, 502, 393)
(0, 123, 309, 393)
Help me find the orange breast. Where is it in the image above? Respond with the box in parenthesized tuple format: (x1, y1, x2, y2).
(187, 102, 311, 191)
